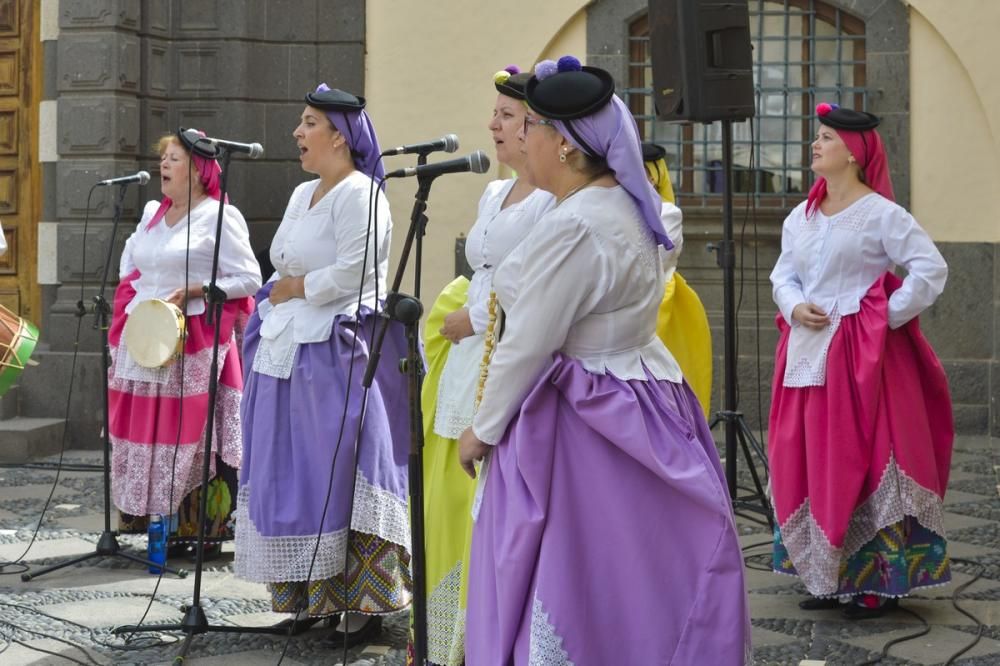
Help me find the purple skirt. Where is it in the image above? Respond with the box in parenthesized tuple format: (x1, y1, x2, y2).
(235, 283, 411, 584)
(467, 354, 751, 665)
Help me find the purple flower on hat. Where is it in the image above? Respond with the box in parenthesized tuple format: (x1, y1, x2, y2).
(535, 59, 558, 80)
(557, 55, 582, 72)
(504, 65, 520, 75)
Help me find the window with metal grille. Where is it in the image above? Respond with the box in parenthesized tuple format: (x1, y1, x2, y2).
(627, 0, 866, 209)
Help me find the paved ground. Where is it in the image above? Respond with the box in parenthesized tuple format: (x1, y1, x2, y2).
(0, 435, 996, 665)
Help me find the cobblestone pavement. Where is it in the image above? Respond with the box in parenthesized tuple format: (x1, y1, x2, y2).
(0, 436, 996, 665)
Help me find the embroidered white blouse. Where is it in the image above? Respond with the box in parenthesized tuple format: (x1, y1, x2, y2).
(433, 179, 554, 438)
(472, 185, 683, 445)
(257, 173, 391, 349)
(119, 198, 262, 316)
(770, 192, 947, 386)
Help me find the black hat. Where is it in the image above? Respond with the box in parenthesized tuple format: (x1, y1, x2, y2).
(525, 57, 615, 120)
(816, 103, 879, 131)
(305, 87, 366, 112)
(177, 128, 219, 160)
(641, 142, 667, 163)
(494, 69, 532, 101)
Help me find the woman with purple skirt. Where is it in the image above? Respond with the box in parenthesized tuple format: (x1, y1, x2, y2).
(458, 57, 751, 665)
(235, 85, 411, 646)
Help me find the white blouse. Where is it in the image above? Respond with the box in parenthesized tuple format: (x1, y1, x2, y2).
(120, 198, 262, 316)
(770, 193, 947, 386)
(658, 201, 684, 282)
(433, 179, 553, 439)
(253, 173, 391, 377)
(465, 180, 555, 333)
(472, 185, 683, 445)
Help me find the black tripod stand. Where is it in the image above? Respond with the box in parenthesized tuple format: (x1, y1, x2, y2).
(363, 173, 435, 665)
(113, 147, 287, 659)
(22, 182, 187, 582)
(707, 119, 773, 528)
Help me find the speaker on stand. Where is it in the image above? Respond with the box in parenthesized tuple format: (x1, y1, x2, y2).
(648, 0, 772, 527)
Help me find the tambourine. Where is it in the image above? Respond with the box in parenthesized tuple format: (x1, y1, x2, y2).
(123, 299, 186, 368)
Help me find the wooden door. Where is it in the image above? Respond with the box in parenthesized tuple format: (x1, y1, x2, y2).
(0, 0, 38, 322)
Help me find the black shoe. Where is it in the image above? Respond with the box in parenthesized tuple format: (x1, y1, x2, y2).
(274, 615, 324, 636)
(798, 596, 841, 611)
(842, 596, 899, 620)
(324, 615, 383, 648)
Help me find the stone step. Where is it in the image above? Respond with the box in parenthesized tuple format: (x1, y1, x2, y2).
(0, 417, 67, 462)
(0, 384, 18, 420)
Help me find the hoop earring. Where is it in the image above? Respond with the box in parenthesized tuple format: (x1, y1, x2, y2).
(559, 153, 567, 163)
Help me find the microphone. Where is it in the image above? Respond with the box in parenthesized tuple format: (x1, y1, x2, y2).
(384, 151, 490, 180)
(382, 134, 459, 157)
(98, 171, 151, 187)
(198, 136, 264, 159)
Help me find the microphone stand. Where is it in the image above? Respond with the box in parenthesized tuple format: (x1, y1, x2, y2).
(114, 147, 288, 661)
(22, 182, 188, 582)
(707, 119, 772, 527)
(362, 172, 434, 665)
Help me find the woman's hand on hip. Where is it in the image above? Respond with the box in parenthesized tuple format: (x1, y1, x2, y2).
(440, 308, 475, 344)
(269, 276, 306, 305)
(792, 302, 831, 329)
(458, 427, 490, 479)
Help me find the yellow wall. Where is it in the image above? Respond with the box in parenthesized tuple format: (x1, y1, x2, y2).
(366, 1, 588, 300)
(907, 0, 1000, 242)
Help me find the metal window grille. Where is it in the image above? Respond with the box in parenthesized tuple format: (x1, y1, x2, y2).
(626, 0, 866, 209)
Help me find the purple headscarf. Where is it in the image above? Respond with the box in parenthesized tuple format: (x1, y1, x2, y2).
(552, 95, 673, 250)
(312, 83, 386, 188)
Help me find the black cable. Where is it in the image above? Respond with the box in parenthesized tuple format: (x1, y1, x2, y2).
(0, 462, 103, 472)
(0, 185, 99, 577)
(857, 605, 930, 666)
(0, 618, 102, 666)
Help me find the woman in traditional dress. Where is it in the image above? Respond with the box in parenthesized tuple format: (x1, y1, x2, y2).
(235, 85, 411, 646)
(418, 66, 553, 666)
(643, 142, 714, 416)
(459, 56, 750, 665)
(110, 129, 261, 559)
(768, 103, 953, 618)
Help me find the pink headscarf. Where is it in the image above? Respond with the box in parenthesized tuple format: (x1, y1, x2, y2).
(146, 130, 227, 230)
(805, 107, 895, 218)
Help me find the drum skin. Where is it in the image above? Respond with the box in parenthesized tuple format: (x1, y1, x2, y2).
(123, 299, 186, 368)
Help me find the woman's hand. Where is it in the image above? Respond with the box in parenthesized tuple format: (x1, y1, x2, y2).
(164, 284, 204, 308)
(458, 427, 490, 479)
(440, 308, 475, 344)
(792, 302, 831, 330)
(269, 276, 306, 305)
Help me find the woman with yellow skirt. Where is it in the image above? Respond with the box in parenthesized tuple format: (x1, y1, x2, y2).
(413, 67, 554, 666)
(644, 142, 714, 417)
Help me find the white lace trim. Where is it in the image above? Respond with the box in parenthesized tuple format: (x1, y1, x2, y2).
(112, 342, 231, 394)
(234, 471, 411, 583)
(427, 561, 466, 666)
(529, 595, 574, 666)
(434, 333, 484, 438)
(251, 325, 298, 379)
(778, 455, 947, 596)
(782, 308, 842, 387)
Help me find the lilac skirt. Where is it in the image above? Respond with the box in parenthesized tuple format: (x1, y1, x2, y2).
(235, 283, 411, 584)
(467, 354, 751, 665)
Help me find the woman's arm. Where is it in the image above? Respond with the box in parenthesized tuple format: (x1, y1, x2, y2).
(881, 206, 948, 328)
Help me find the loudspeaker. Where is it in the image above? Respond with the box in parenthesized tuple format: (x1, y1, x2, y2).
(649, 0, 755, 123)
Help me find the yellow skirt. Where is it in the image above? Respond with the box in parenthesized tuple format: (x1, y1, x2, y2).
(418, 276, 474, 666)
(656, 271, 713, 417)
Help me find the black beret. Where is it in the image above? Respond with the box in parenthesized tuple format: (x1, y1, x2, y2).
(816, 103, 879, 131)
(641, 142, 667, 163)
(177, 128, 219, 159)
(305, 88, 366, 112)
(525, 66, 615, 120)
(495, 72, 532, 101)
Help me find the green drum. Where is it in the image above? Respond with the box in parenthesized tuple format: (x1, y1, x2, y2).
(0, 304, 39, 397)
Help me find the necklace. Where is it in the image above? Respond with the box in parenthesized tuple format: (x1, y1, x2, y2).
(556, 171, 608, 206)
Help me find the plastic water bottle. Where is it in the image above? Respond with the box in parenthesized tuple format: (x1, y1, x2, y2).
(147, 514, 166, 574)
